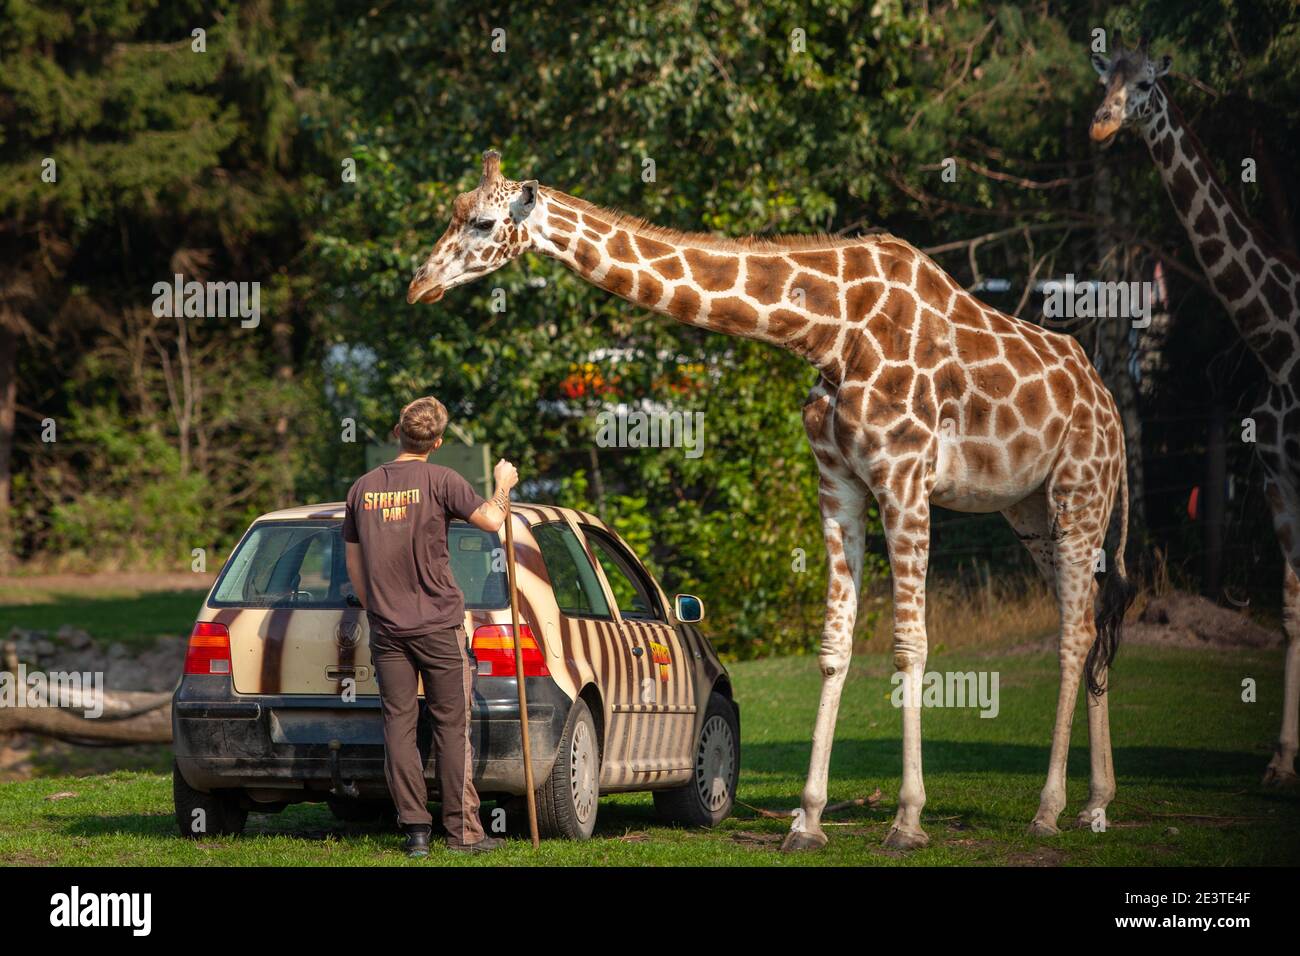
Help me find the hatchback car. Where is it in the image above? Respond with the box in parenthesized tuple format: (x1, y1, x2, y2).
(172, 502, 739, 840)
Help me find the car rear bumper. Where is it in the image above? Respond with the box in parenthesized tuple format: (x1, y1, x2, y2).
(172, 674, 570, 801)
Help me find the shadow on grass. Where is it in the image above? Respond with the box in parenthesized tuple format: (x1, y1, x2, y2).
(54, 794, 665, 845)
(740, 738, 1281, 790)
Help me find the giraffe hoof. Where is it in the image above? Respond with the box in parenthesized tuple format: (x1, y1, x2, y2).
(780, 829, 828, 853)
(1074, 809, 1106, 829)
(1262, 765, 1297, 788)
(1027, 818, 1060, 837)
(882, 825, 929, 850)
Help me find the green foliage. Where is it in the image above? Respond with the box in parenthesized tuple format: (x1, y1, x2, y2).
(3, 0, 1297, 645)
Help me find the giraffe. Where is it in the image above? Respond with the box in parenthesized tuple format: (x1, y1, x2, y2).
(1091, 42, 1300, 784)
(408, 151, 1136, 847)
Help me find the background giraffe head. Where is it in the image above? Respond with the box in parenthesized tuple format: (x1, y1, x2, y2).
(1089, 42, 1172, 146)
(407, 150, 538, 303)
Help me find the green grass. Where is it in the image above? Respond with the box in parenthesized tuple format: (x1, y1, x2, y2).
(0, 584, 207, 648)
(2, 644, 1297, 866)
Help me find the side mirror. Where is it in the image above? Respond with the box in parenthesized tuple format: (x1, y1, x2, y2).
(674, 594, 704, 623)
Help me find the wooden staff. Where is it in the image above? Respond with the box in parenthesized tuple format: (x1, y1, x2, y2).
(504, 499, 540, 848)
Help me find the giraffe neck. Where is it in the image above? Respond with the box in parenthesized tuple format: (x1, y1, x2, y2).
(529, 187, 894, 382)
(1140, 86, 1300, 384)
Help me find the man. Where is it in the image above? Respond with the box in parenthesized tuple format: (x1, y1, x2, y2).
(343, 396, 518, 857)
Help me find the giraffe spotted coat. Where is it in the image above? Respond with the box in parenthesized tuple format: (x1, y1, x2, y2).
(408, 152, 1134, 848)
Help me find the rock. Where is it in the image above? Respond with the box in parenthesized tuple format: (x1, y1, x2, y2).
(34, 640, 56, 658)
(56, 625, 93, 650)
(1164, 826, 1180, 836)
(107, 642, 129, 660)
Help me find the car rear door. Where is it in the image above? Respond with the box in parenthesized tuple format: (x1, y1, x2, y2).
(211, 520, 377, 696)
(575, 522, 696, 779)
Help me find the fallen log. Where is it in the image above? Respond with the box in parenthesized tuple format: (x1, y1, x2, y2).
(0, 688, 173, 744)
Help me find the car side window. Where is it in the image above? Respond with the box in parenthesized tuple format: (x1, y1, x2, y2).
(532, 522, 612, 619)
(582, 527, 663, 622)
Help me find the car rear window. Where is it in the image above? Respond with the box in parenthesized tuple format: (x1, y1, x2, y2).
(210, 519, 507, 610)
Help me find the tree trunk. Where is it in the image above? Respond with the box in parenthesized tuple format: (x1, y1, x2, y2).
(0, 326, 16, 571)
(1202, 396, 1227, 599)
(272, 313, 294, 508)
(1091, 160, 1148, 535)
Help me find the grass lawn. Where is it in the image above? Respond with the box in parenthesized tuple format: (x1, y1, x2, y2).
(2, 638, 1297, 866)
(0, 580, 208, 649)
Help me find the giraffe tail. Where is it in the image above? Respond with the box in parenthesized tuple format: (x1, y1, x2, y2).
(1088, 462, 1137, 697)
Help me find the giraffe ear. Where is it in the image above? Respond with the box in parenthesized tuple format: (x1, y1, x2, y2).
(511, 180, 538, 221)
(1153, 54, 1171, 78)
(1091, 52, 1110, 79)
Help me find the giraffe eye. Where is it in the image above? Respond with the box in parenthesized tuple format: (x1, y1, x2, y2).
(471, 218, 496, 232)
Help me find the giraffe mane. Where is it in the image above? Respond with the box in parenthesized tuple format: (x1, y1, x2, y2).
(541, 187, 897, 253)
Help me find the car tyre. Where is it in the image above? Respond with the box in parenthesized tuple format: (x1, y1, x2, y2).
(173, 761, 248, 838)
(535, 697, 601, 840)
(654, 692, 739, 828)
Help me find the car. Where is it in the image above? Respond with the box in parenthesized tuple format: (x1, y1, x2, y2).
(172, 501, 740, 841)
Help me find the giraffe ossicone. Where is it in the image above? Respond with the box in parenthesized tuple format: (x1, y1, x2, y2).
(410, 149, 1137, 847)
(1091, 42, 1300, 785)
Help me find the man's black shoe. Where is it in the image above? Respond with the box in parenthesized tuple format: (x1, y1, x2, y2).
(446, 835, 506, 854)
(403, 825, 432, 858)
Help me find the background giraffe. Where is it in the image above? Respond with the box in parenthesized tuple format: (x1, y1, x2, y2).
(1091, 42, 1300, 784)
(409, 151, 1136, 848)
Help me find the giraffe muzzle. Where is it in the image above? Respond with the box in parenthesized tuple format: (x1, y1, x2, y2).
(406, 279, 445, 304)
(1089, 112, 1121, 146)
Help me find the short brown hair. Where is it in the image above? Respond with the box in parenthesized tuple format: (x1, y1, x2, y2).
(395, 396, 449, 455)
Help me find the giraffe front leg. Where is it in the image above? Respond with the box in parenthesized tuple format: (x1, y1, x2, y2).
(781, 478, 867, 852)
(1264, 558, 1300, 785)
(880, 491, 931, 850)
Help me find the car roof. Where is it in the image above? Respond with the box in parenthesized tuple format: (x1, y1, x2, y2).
(253, 501, 611, 531)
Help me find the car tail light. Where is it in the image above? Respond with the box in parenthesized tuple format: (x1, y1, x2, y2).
(185, 622, 232, 676)
(471, 624, 548, 677)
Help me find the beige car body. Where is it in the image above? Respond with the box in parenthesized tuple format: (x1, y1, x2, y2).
(194, 501, 729, 792)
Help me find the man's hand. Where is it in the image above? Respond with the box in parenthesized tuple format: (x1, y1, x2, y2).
(470, 459, 520, 532)
(493, 459, 518, 491)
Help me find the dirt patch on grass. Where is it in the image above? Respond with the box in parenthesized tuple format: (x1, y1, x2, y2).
(1006, 846, 1068, 866)
(1127, 592, 1280, 650)
(0, 571, 215, 599)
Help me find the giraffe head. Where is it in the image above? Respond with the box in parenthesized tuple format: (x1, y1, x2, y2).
(1089, 42, 1172, 146)
(407, 150, 539, 304)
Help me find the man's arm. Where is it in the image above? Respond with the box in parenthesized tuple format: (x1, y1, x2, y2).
(468, 459, 519, 532)
(345, 541, 367, 607)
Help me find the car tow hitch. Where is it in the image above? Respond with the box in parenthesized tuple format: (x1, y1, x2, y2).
(328, 739, 360, 798)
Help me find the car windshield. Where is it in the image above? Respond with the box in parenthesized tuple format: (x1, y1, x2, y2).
(209, 519, 508, 609)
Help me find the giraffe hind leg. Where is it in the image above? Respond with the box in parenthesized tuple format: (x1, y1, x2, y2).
(1028, 476, 1112, 837)
(876, 480, 933, 850)
(1264, 477, 1300, 785)
(783, 392, 870, 852)
(1004, 491, 1117, 828)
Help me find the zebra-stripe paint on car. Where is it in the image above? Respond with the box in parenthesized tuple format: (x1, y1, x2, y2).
(195, 502, 728, 792)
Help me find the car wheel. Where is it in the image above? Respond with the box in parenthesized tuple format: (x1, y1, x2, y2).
(654, 692, 739, 828)
(173, 761, 248, 838)
(535, 697, 600, 840)
(327, 796, 394, 824)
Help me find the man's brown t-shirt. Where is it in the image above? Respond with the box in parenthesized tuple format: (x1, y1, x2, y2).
(342, 460, 486, 637)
